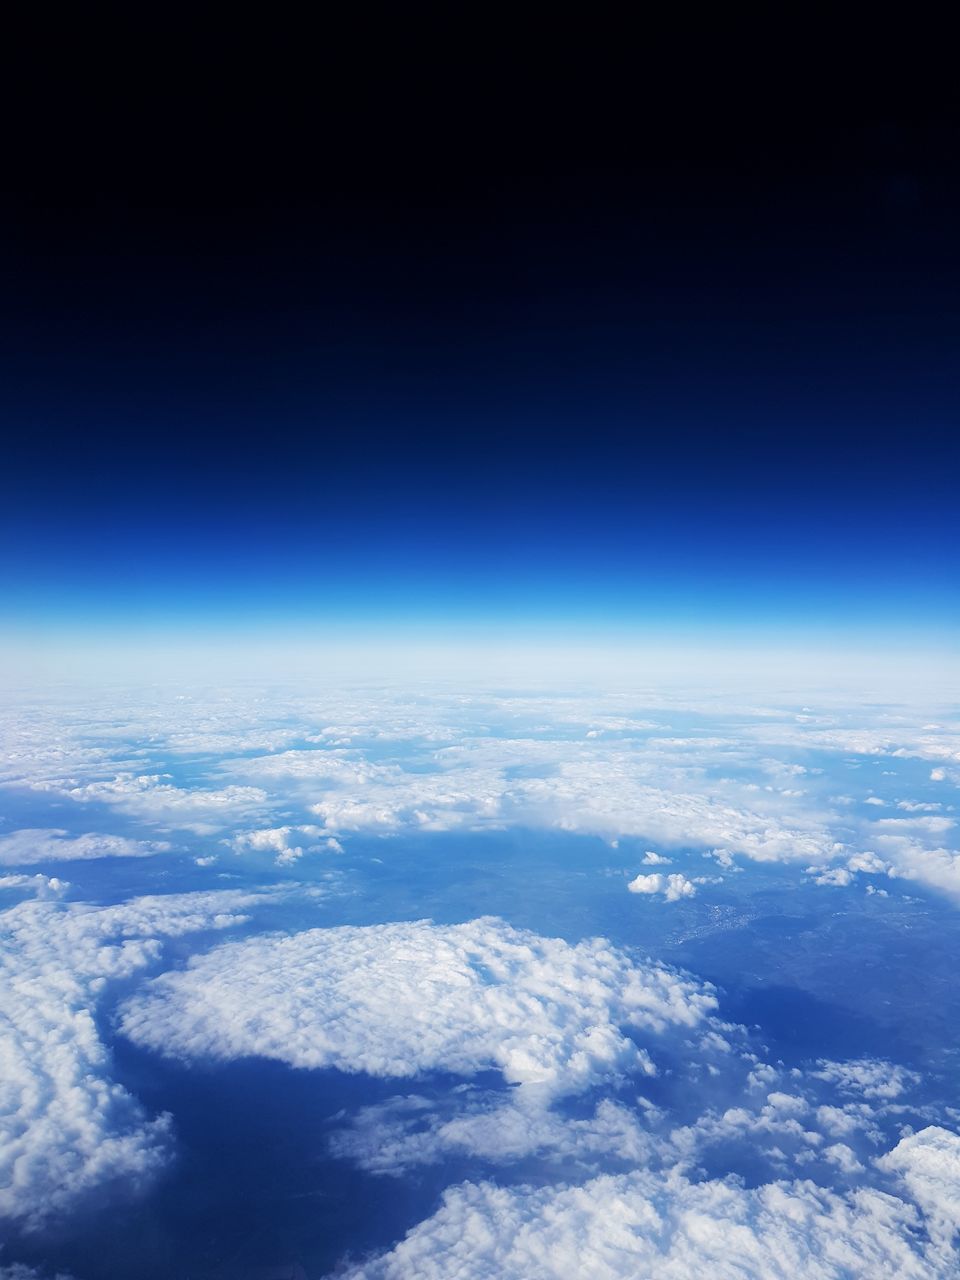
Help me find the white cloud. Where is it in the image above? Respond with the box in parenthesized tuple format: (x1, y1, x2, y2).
(300, 751, 840, 864)
(808, 850, 902, 889)
(642, 850, 672, 865)
(224, 750, 387, 785)
(29, 774, 268, 834)
(869, 832, 960, 901)
(847, 851, 889, 874)
(330, 1094, 656, 1175)
(0, 828, 169, 866)
(0, 886, 291, 1226)
(878, 1126, 960, 1248)
(119, 918, 717, 1100)
(823, 1142, 865, 1174)
(751, 724, 960, 768)
(873, 817, 955, 839)
(627, 872, 696, 901)
(343, 1132, 959, 1278)
(5, 683, 956, 899)
(805, 866, 854, 887)
(671, 1092, 826, 1161)
(811, 1059, 921, 1102)
(226, 825, 340, 865)
(815, 1105, 872, 1139)
(0, 873, 69, 899)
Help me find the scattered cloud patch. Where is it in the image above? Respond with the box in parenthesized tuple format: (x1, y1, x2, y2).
(0, 829, 169, 866)
(627, 872, 697, 901)
(0, 873, 69, 899)
(226, 824, 339, 865)
(806, 866, 854, 887)
(812, 1059, 921, 1101)
(331, 1093, 656, 1175)
(29, 774, 268, 834)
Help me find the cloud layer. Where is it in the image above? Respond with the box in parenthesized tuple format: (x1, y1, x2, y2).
(344, 1129, 960, 1279)
(119, 917, 717, 1098)
(4, 681, 958, 897)
(1, 678, 958, 1275)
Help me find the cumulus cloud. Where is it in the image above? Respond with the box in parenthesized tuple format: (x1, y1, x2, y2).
(811, 1059, 921, 1102)
(330, 1093, 656, 1175)
(662, 1054, 933, 1187)
(0, 873, 69, 899)
(29, 774, 268, 834)
(878, 1126, 960, 1248)
(1, 680, 957, 1275)
(226, 825, 342, 865)
(0, 886, 290, 1227)
(343, 1130, 960, 1279)
(866, 819, 960, 900)
(671, 1091, 828, 1165)
(823, 1142, 865, 1174)
(298, 748, 841, 865)
(0, 828, 169, 865)
(332, 1043, 933, 1187)
(119, 918, 716, 1099)
(5, 682, 957, 899)
(807, 849, 907, 889)
(627, 872, 696, 901)
(806, 866, 855, 887)
(847, 851, 889, 874)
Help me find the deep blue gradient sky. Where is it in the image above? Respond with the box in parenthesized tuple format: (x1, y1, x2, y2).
(2, 20, 958, 645)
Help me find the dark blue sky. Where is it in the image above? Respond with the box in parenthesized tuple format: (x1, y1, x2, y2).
(2, 18, 958, 641)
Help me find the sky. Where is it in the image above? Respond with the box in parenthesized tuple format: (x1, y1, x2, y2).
(2, 18, 958, 661)
(3, 23, 960, 1280)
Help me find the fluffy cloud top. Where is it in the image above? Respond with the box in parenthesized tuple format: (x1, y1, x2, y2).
(627, 872, 696, 901)
(812, 1059, 921, 1101)
(226, 825, 342, 865)
(878, 1126, 960, 1247)
(5, 683, 958, 897)
(343, 1131, 960, 1279)
(0, 873, 69, 899)
(0, 828, 169, 866)
(330, 1093, 657, 1176)
(29, 774, 268, 834)
(0, 887, 284, 1226)
(119, 918, 717, 1098)
(299, 748, 840, 865)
